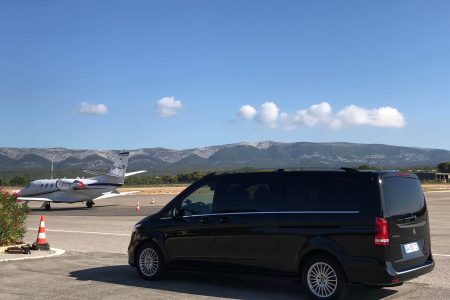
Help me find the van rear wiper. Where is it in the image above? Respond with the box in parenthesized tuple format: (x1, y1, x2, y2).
(397, 215, 417, 223)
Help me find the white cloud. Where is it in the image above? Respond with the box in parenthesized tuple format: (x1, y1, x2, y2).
(293, 102, 332, 127)
(334, 105, 405, 128)
(238, 105, 257, 120)
(79, 102, 108, 115)
(258, 102, 280, 128)
(238, 101, 405, 129)
(155, 96, 182, 117)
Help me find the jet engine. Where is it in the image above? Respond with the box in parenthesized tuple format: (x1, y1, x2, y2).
(56, 179, 87, 191)
(72, 180, 87, 190)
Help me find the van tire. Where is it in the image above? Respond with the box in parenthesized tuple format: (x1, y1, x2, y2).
(136, 242, 166, 280)
(302, 254, 348, 300)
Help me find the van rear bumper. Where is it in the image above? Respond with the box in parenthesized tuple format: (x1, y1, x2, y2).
(385, 260, 435, 282)
(345, 257, 434, 286)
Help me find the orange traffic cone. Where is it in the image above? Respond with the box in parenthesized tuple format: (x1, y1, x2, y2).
(33, 215, 50, 250)
(136, 201, 141, 212)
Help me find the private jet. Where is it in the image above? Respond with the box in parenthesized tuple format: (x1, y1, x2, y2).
(17, 151, 145, 210)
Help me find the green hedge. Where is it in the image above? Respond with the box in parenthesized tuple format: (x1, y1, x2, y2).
(0, 189, 29, 246)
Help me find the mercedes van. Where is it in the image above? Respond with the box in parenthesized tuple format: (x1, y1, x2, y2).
(128, 170, 434, 299)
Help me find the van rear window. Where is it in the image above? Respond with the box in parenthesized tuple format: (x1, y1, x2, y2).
(382, 177, 424, 216)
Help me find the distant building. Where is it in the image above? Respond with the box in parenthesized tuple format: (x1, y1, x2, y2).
(415, 172, 449, 183)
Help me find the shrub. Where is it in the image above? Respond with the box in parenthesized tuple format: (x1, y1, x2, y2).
(9, 175, 28, 186)
(0, 189, 29, 246)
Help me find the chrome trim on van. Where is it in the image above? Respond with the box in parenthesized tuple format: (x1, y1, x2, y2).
(386, 261, 435, 276)
(278, 211, 360, 214)
(160, 211, 360, 219)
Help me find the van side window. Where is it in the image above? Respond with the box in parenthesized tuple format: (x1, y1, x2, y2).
(212, 177, 279, 213)
(178, 180, 217, 216)
(282, 176, 372, 212)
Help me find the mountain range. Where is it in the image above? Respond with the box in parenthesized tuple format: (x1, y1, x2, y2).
(0, 141, 449, 178)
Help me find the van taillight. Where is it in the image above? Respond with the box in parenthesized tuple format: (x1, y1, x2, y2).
(375, 217, 389, 246)
(395, 172, 411, 177)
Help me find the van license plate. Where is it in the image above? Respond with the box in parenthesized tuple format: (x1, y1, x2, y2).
(404, 242, 419, 254)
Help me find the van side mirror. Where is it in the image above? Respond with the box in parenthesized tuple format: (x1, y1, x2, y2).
(170, 207, 180, 218)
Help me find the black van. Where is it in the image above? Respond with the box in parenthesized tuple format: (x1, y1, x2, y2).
(128, 170, 434, 299)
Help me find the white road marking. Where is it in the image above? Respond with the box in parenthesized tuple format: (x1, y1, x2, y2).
(0, 248, 65, 262)
(434, 254, 450, 257)
(27, 228, 130, 237)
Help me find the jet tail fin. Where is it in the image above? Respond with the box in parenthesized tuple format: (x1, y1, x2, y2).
(83, 170, 108, 176)
(90, 152, 138, 185)
(108, 151, 130, 178)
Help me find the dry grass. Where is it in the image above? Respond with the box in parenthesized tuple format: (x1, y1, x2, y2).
(4, 183, 450, 195)
(2, 185, 188, 195)
(118, 185, 188, 195)
(421, 183, 450, 192)
(120, 183, 450, 194)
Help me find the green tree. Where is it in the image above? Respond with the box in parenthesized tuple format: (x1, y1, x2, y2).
(9, 176, 28, 186)
(0, 189, 29, 246)
(161, 175, 176, 184)
(437, 162, 450, 173)
(357, 164, 378, 170)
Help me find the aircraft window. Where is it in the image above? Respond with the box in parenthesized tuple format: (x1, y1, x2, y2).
(45, 184, 48, 188)
(40, 184, 43, 188)
(51, 184, 53, 188)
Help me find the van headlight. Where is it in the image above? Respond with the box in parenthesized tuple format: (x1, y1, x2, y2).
(132, 223, 142, 233)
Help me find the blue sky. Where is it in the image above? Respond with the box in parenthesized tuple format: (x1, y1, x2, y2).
(1, 0, 449, 150)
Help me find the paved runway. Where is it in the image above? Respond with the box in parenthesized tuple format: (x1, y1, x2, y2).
(1, 192, 450, 299)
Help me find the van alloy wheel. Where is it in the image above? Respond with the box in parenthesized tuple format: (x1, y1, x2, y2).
(307, 262, 338, 298)
(302, 254, 347, 300)
(139, 248, 159, 277)
(136, 243, 166, 280)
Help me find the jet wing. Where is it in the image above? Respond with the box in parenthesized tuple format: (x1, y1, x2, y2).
(17, 197, 53, 202)
(94, 191, 140, 200)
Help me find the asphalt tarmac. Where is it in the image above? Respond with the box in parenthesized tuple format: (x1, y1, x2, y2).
(1, 192, 450, 299)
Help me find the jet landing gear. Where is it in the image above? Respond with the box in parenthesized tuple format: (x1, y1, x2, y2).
(41, 202, 51, 211)
(86, 200, 95, 209)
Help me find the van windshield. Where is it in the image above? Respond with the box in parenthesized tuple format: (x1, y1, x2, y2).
(382, 176, 425, 217)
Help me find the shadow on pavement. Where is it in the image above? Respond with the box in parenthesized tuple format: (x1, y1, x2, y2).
(29, 204, 119, 212)
(70, 265, 398, 299)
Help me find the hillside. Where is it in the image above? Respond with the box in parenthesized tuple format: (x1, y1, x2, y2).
(0, 142, 449, 178)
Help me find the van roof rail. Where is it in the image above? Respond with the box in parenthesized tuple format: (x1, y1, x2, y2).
(340, 167, 359, 172)
(201, 172, 216, 179)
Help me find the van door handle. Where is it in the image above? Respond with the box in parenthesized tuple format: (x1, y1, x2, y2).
(219, 216, 231, 223)
(200, 217, 210, 224)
